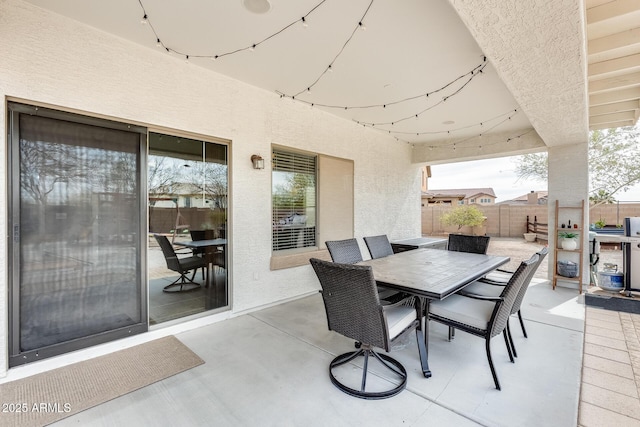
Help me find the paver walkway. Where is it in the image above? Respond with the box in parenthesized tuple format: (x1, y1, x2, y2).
(579, 307, 640, 426)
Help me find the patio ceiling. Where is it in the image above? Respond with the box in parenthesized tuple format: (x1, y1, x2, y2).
(24, 0, 592, 162)
(586, 0, 640, 131)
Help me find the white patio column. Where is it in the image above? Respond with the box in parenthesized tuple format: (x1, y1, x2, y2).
(547, 142, 590, 290)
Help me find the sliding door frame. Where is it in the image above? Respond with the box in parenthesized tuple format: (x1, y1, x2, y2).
(7, 102, 149, 366)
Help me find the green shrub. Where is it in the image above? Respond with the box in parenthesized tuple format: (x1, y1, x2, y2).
(440, 205, 486, 230)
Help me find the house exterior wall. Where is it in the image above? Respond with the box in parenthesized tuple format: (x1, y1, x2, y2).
(0, 0, 420, 376)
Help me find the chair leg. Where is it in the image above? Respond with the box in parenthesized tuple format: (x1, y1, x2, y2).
(503, 330, 514, 363)
(518, 310, 528, 338)
(486, 338, 501, 390)
(448, 326, 455, 341)
(506, 321, 517, 359)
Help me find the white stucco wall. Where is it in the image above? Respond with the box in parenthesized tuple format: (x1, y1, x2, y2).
(0, 0, 420, 376)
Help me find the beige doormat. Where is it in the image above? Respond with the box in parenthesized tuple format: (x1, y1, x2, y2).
(0, 335, 204, 427)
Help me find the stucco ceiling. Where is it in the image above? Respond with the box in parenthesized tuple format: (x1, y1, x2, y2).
(586, 0, 640, 130)
(23, 0, 592, 157)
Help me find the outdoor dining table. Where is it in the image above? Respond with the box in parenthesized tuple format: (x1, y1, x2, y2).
(358, 247, 510, 378)
(174, 238, 226, 288)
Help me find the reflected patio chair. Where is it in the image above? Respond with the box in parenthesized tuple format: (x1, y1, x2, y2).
(190, 229, 225, 271)
(428, 254, 539, 390)
(154, 234, 206, 293)
(447, 234, 490, 254)
(310, 258, 422, 399)
(462, 247, 549, 357)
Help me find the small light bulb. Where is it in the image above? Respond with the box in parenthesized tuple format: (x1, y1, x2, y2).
(359, 22, 366, 30)
(141, 14, 148, 24)
(185, 55, 189, 63)
(301, 17, 308, 27)
(249, 44, 256, 51)
(156, 38, 162, 48)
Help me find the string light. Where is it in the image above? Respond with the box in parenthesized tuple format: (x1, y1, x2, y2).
(136, 2, 516, 148)
(421, 126, 533, 151)
(380, 109, 518, 137)
(137, 0, 329, 60)
(278, 58, 487, 115)
(282, 0, 375, 98)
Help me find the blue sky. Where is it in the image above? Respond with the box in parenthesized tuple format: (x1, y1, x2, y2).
(428, 155, 640, 203)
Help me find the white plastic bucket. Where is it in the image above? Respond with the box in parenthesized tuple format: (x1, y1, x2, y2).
(598, 271, 624, 290)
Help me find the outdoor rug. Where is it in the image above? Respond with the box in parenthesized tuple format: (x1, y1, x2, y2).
(0, 335, 204, 427)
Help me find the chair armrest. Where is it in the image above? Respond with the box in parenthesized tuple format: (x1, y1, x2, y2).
(457, 290, 503, 302)
(496, 268, 514, 274)
(382, 295, 415, 309)
(478, 278, 508, 286)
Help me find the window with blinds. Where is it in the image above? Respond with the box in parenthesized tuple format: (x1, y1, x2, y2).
(272, 149, 317, 251)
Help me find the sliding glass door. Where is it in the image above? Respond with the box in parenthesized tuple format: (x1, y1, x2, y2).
(8, 103, 147, 366)
(148, 132, 228, 324)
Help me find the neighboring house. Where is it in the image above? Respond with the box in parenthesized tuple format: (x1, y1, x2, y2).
(150, 182, 228, 209)
(422, 188, 496, 205)
(499, 190, 549, 205)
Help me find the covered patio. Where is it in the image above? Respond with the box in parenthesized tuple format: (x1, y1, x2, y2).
(36, 274, 640, 427)
(2, 0, 640, 425)
(50, 276, 585, 426)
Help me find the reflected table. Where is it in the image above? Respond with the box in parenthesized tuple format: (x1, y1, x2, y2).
(174, 238, 226, 288)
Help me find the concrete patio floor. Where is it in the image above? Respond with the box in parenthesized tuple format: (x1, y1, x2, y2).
(50, 275, 586, 427)
(0, 238, 630, 426)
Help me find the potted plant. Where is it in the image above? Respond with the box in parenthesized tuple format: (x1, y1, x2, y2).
(523, 232, 537, 242)
(558, 231, 579, 250)
(440, 205, 487, 235)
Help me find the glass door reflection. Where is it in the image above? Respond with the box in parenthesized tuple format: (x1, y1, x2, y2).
(148, 133, 228, 324)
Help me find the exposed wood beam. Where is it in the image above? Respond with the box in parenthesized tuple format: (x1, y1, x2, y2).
(587, 0, 640, 24)
(589, 86, 640, 105)
(589, 99, 640, 116)
(589, 111, 636, 125)
(589, 28, 640, 54)
(589, 71, 640, 93)
(589, 53, 640, 77)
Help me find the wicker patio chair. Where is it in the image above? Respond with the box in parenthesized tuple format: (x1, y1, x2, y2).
(363, 235, 409, 303)
(154, 234, 206, 293)
(447, 234, 491, 254)
(326, 238, 406, 304)
(363, 235, 395, 259)
(309, 258, 421, 399)
(462, 247, 549, 354)
(428, 254, 539, 390)
(325, 238, 364, 264)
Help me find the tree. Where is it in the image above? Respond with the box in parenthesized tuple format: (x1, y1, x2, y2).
(514, 124, 640, 207)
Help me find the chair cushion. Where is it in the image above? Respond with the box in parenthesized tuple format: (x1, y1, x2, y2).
(385, 305, 417, 340)
(482, 271, 512, 283)
(464, 281, 503, 297)
(430, 294, 495, 331)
